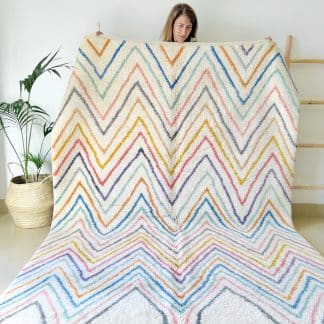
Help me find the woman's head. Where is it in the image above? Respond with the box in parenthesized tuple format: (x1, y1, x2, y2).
(161, 3, 198, 43)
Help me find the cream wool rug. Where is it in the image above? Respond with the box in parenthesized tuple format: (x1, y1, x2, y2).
(0, 34, 323, 323)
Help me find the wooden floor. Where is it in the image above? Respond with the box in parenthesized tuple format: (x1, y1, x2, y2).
(0, 201, 323, 294)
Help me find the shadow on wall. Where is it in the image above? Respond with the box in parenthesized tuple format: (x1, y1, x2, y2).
(0, 135, 7, 199)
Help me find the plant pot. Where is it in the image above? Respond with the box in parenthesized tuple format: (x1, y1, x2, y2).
(5, 174, 53, 228)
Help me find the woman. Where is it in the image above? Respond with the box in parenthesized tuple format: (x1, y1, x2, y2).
(161, 3, 198, 43)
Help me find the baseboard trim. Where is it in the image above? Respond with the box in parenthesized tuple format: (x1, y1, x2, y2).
(292, 204, 324, 218)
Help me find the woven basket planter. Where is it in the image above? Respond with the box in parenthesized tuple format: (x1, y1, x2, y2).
(5, 174, 53, 228)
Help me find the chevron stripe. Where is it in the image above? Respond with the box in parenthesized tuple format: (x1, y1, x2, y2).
(86, 38, 110, 57)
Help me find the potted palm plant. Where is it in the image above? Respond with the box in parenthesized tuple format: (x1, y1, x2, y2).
(0, 50, 69, 228)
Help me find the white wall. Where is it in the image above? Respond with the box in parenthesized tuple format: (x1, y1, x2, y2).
(1, 0, 324, 202)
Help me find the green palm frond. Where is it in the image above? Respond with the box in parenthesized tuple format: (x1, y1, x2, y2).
(20, 48, 70, 96)
(26, 152, 45, 170)
(0, 100, 49, 130)
(25, 152, 46, 181)
(43, 122, 54, 137)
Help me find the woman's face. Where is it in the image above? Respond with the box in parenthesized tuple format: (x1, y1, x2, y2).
(172, 14, 192, 43)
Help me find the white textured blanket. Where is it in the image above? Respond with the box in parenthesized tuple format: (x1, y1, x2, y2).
(0, 34, 323, 323)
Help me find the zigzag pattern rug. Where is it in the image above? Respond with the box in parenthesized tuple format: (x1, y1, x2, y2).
(0, 34, 323, 323)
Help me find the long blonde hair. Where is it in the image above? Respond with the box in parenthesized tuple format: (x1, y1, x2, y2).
(161, 3, 198, 42)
